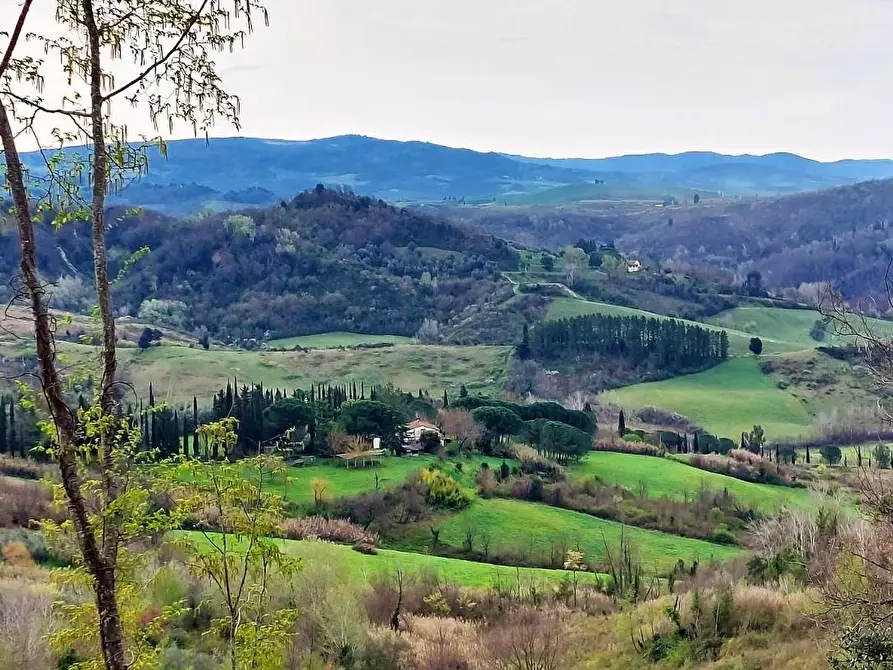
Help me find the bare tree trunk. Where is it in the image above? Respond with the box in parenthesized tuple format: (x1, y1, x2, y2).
(81, 0, 118, 411)
(0, 101, 128, 670)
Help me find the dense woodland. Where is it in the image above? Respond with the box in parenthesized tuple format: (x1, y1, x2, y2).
(528, 313, 729, 372)
(0, 187, 523, 342)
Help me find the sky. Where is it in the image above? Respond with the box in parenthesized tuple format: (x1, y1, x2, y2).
(6, 0, 893, 160)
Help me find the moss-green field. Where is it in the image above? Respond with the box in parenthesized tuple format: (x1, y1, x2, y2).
(179, 532, 601, 588)
(570, 452, 813, 511)
(414, 498, 743, 571)
(266, 332, 413, 350)
(707, 306, 893, 351)
(244, 455, 512, 505)
(603, 357, 814, 439)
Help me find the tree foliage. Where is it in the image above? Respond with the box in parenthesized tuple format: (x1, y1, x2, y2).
(531, 313, 729, 373)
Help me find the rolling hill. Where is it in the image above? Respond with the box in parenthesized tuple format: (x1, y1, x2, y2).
(18, 136, 893, 214)
(0, 187, 538, 344)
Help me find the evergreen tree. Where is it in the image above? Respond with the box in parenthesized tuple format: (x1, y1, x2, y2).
(149, 384, 158, 453)
(806, 444, 811, 464)
(0, 397, 7, 455)
(618, 409, 626, 437)
(693, 432, 700, 454)
(193, 396, 200, 458)
(443, 390, 449, 408)
(459, 384, 468, 398)
(516, 323, 531, 359)
(8, 402, 17, 457)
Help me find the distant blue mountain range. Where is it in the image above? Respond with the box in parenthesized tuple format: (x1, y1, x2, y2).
(21, 135, 893, 213)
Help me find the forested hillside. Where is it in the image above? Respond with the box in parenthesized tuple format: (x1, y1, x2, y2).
(461, 179, 893, 303)
(0, 187, 526, 342)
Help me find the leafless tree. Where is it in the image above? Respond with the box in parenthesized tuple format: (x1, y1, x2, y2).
(437, 408, 483, 454)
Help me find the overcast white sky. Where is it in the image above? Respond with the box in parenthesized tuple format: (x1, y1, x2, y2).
(6, 0, 893, 160)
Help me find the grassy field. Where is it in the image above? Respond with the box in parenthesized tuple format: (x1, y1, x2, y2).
(0, 340, 512, 405)
(244, 455, 513, 505)
(266, 332, 413, 350)
(424, 498, 743, 571)
(603, 357, 814, 439)
(570, 452, 813, 511)
(708, 306, 893, 351)
(179, 532, 600, 588)
(545, 298, 797, 356)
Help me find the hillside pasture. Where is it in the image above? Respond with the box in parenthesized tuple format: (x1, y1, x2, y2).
(708, 306, 893, 351)
(570, 452, 813, 511)
(603, 357, 814, 440)
(419, 498, 743, 571)
(248, 455, 514, 505)
(266, 332, 413, 350)
(180, 532, 601, 588)
(0, 340, 512, 405)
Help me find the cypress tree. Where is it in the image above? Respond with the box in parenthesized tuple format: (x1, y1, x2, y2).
(693, 433, 700, 454)
(806, 444, 811, 464)
(774, 444, 779, 463)
(0, 397, 7, 454)
(8, 402, 17, 458)
(443, 390, 449, 408)
(857, 446, 863, 468)
(149, 384, 158, 453)
(193, 396, 200, 458)
(182, 413, 189, 457)
(618, 409, 626, 437)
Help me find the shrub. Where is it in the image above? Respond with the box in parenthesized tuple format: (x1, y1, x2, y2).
(280, 516, 378, 546)
(352, 541, 378, 555)
(820, 445, 842, 465)
(477, 468, 497, 498)
(711, 527, 739, 546)
(0, 456, 50, 481)
(687, 452, 794, 487)
(0, 476, 58, 528)
(0, 541, 34, 568)
(420, 469, 472, 510)
(592, 439, 664, 457)
(514, 445, 566, 480)
(876, 444, 892, 470)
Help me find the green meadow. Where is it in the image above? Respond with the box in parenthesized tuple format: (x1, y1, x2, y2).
(179, 532, 601, 588)
(266, 332, 413, 350)
(603, 357, 814, 439)
(417, 498, 743, 571)
(570, 452, 813, 511)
